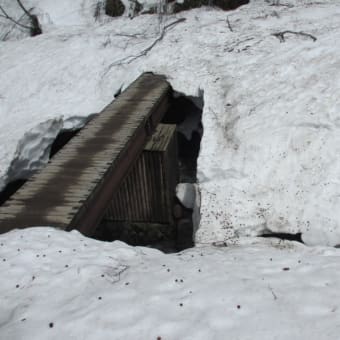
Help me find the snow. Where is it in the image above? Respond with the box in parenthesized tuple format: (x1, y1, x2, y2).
(2, 0, 340, 245)
(176, 182, 201, 232)
(1, 1, 340, 241)
(2, 2, 340, 334)
(2, 227, 340, 339)
(0, 0, 104, 34)
(176, 183, 196, 209)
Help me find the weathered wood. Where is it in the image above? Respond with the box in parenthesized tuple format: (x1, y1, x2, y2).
(0, 73, 171, 235)
(104, 124, 178, 224)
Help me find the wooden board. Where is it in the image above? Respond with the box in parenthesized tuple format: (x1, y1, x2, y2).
(0, 73, 171, 235)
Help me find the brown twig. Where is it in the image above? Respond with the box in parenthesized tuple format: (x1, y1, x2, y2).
(106, 18, 186, 70)
(226, 16, 233, 32)
(0, 5, 31, 30)
(272, 30, 317, 42)
(1, 12, 27, 41)
(112, 265, 129, 283)
(268, 285, 278, 300)
(0, 1, 41, 36)
(16, 0, 33, 17)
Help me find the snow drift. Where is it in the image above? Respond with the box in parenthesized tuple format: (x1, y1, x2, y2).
(1, 0, 340, 246)
(2, 227, 340, 340)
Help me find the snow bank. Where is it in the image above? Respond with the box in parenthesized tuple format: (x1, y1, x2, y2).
(1, 227, 340, 339)
(1, 0, 340, 245)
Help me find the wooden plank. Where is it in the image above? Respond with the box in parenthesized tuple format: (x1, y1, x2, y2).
(0, 73, 171, 235)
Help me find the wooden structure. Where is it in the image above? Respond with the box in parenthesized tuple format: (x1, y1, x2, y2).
(0, 73, 171, 236)
(104, 124, 178, 225)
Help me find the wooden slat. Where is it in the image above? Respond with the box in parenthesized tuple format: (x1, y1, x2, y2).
(0, 73, 171, 234)
(105, 124, 177, 224)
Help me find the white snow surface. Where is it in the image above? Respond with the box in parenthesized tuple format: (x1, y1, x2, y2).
(2, 227, 340, 339)
(1, 0, 340, 246)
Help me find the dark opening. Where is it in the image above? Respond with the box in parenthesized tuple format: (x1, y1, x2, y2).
(162, 95, 203, 183)
(0, 179, 26, 206)
(95, 93, 203, 253)
(105, 0, 125, 17)
(0, 89, 204, 253)
(0, 128, 81, 207)
(49, 129, 81, 158)
(260, 232, 303, 243)
(173, 0, 249, 13)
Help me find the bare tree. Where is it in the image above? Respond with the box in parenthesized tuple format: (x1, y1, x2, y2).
(0, 0, 42, 37)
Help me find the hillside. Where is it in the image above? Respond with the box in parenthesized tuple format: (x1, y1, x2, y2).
(1, 1, 340, 338)
(1, 0, 340, 245)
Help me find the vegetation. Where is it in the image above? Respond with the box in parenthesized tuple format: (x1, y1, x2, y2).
(0, 0, 42, 37)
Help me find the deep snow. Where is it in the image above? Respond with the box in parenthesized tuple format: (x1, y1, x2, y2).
(1, 0, 340, 246)
(1, 1, 340, 338)
(2, 227, 340, 340)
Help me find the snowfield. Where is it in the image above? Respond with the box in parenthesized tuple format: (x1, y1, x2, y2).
(2, 1, 340, 337)
(1, 0, 340, 245)
(2, 227, 340, 340)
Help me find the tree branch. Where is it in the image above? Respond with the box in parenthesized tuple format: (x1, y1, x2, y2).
(106, 18, 186, 70)
(1, 12, 27, 41)
(0, 2, 41, 36)
(272, 30, 317, 42)
(226, 16, 233, 32)
(268, 285, 278, 300)
(16, 0, 33, 18)
(0, 5, 31, 30)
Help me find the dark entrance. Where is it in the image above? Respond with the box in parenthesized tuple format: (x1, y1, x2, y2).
(95, 93, 204, 252)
